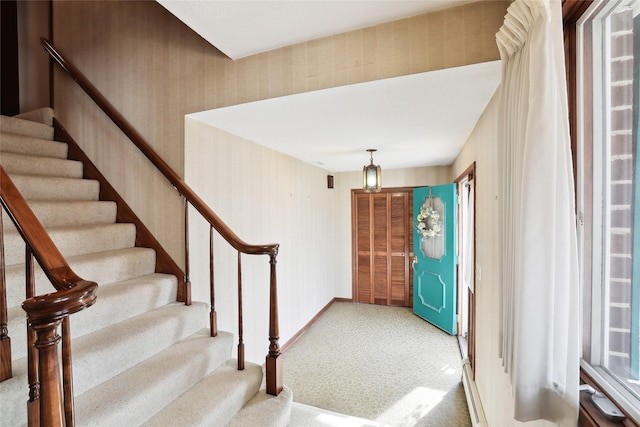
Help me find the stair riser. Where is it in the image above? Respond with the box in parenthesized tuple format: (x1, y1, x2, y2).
(0, 112, 271, 427)
(14, 107, 54, 126)
(72, 303, 208, 396)
(1, 358, 29, 426)
(4, 223, 137, 266)
(2, 200, 118, 230)
(1, 132, 67, 158)
(10, 175, 100, 201)
(145, 361, 263, 427)
(0, 116, 54, 140)
(74, 330, 234, 427)
(2, 152, 83, 178)
(5, 248, 158, 309)
(228, 387, 293, 427)
(7, 274, 178, 362)
(2, 330, 234, 427)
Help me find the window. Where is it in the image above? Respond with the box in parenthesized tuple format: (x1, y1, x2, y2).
(578, 0, 640, 419)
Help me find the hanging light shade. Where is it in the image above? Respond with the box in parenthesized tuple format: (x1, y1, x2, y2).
(363, 149, 382, 193)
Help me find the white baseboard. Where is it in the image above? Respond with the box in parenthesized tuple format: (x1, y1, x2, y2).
(462, 358, 487, 427)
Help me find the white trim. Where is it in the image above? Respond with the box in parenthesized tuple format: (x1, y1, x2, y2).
(462, 359, 487, 427)
(582, 361, 640, 421)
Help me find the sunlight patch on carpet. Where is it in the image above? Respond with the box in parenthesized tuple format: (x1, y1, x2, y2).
(440, 363, 458, 376)
(314, 412, 389, 427)
(376, 386, 446, 426)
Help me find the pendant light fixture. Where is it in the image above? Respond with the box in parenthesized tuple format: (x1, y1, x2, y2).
(363, 149, 382, 193)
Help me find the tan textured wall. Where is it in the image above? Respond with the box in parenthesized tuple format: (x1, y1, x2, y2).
(334, 166, 452, 299)
(17, 1, 50, 113)
(452, 93, 553, 426)
(50, 0, 509, 362)
(51, 0, 507, 267)
(185, 118, 339, 362)
(185, 115, 452, 361)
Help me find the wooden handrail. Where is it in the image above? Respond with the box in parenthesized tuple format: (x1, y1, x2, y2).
(41, 38, 278, 257)
(0, 209, 11, 383)
(1, 168, 98, 297)
(42, 38, 283, 396)
(1, 166, 98, 425)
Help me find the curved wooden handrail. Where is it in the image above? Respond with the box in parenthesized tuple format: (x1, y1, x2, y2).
(1, 166, 98, 425)
(41, 38, 278, 257)
(22, 281, 98, 324)
(1, 167, 99, 298)
(42, 37, 283, 396)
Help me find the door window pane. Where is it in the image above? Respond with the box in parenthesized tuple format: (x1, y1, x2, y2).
(416, 196, 445, 259)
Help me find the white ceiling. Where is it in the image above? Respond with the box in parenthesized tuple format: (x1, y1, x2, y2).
(157, 0, 479, 60)
(158, 1, 502, 172)
(189, 61, 500, 172)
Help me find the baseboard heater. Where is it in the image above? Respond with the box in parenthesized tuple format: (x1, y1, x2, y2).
(462, 358, 488, 427)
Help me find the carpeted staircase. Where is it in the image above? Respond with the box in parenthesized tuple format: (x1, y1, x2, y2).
(0, 108, 292, 426)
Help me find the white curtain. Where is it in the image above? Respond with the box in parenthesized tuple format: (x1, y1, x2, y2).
(496, 0, 580, 425)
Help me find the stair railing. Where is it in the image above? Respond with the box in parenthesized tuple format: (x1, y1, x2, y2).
(0, 166, 98, 426)
(41, 38, 283, 396)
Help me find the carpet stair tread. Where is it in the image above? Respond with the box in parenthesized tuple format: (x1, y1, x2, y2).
(71, 301, 209, 396)
(1, 151, 83, 178)
(2, 200, 117, 230)
(5, 247, 158, 308)
(228, 386, 294, 427)
(144, 360, 264, 427)
(0, 132, 67, 159)
(13, 107, 54, 126)
(1, 108, 291, 426)
(0, 114, 54, 140)
(2, 328, 233, 427)
(8, 173, 100, 201)
(4, 222, 137, 266)
(6, 272, 178, 362)
(74, 329, 234, 427)
(0, 132, 69, 159)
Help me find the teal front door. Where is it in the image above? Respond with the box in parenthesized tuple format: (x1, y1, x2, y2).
(413, 184, 457, 335)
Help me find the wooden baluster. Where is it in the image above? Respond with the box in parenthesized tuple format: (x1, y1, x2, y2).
(30, 319, 65, 427)
(209, 226, 217, 337)
(26, 246, 40, 426)
(183, 198, 191, 306)
(62, 318, 75, 426)
(0, 209, 12, 381)
(266, 251, 282, 396)
(237, 251, 244, 370)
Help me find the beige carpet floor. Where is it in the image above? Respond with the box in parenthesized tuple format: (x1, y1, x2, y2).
(284, 302, 471, 427)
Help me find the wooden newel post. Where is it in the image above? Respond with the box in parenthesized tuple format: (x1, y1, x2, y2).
(31, 319, 65, 427)
(265, 250, 282, 396)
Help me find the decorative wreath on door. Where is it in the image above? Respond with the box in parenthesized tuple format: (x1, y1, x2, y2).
(416, 189, 442, 239)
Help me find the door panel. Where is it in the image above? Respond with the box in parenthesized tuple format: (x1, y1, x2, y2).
(353, 190, 413, 306)
(357, 254, 371, 303)
(413, 184, 457, 334)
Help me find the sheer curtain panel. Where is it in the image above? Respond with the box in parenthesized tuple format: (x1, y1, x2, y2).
(496, 0, 580, 424)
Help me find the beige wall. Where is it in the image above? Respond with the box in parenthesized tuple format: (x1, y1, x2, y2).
(50, 0, 507, 270)
(16, 1, 50, 112)
(185, 118, 339, 362)
(49, 0, 515, 410)
(184, 117, 453, 362)
(333, 166, 452, 299)
(452, 93, 556, 426)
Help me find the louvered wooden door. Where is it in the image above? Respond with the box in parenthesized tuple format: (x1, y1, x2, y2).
(352, 189, 413, 306)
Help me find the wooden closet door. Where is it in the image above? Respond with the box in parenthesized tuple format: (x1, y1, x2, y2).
(352, 189, 413, 306)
